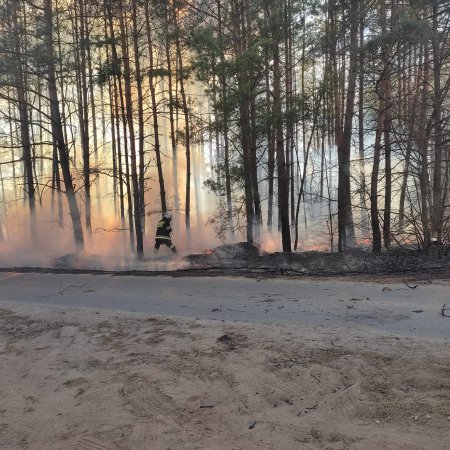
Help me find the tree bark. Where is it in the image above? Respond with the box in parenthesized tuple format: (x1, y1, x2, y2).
(371, 97, 384, 254)
(43, 0, 84, 251)
(431, 2, 443, 242)
(382, 0, 392, 249)
(131, 1, 146, 234)
(11, 0, 37, 245)
(144, 1, 167, 214)
(337, 0, 357, 252)
(271, 1, 291, 252)
(117, 0, 143, 257)
(173, 3, 191, 236)
(75, 0, 91, 233)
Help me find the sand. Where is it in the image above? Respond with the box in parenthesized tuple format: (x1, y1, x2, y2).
(0, 299, 449, 450)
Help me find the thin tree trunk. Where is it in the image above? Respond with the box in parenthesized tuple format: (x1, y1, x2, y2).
(164, 12, 180, 213)
(284, 0, 295, 226)
(217, 0, 233, 230)
(250, 97, 262, 245)
(399, 45, 417, 231)
(131, 2, 146, 235)
(87, 24, 102, 219)
(431, 2, 443, 242)
(144, 1, 167, 213)
(43, 0, 84, 251)
(271, 1, 291, 252)
(174, 3, 191, 236)
(337, 0, 357, 251)
(11, 0, 37, 244)
(76, 0, 91, 233)
(105, 0, 133, 247)
(117, 0, 143, 257)
(7, 90, 18, 203)
(419, 41, 431, 249)
(371, 98, 384, 254)
(358, 14, 368, 234)
(113, 76, 125, 226)
(263, 3, 275, 233)
(52, 138, 64, 228)
(294, 98, 321, 250)
(382, 0, 392, 248)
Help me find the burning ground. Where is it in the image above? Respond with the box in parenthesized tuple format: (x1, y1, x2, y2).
(1, 242, 450, 279)
(0, 302, 449, 449)
(183, 243, 450, 278)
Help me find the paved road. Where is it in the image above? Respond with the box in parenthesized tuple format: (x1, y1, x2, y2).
(0, 272, 449, 339)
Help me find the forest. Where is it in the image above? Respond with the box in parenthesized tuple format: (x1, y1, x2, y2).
(0, 0, 449, 258)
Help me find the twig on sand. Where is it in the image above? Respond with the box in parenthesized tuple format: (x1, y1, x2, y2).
(305, 402, 318, 410)
(309, 373, 321, 384)
(59, 283, 88, 295)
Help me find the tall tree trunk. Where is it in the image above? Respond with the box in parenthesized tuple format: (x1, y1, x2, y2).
(43, 0, 84, 251)
(399, 45, 417, 231)
(284, 0, 295, 226)
(358, 14, 368, 235)
(144, 1, 167, 214)
(86, 23, 102, 219)
(105, 0, 134, 249)
(418, 41, 431, 249)
(271, 1, 291, 252)
(217, 0, 233, 231)
(263, 3, 275, 233)
(11, 1, 37, 245)
(431, 2, 443, 242)
(174, 3, 191, 236)
(164, 11, 180, 214)
(52, 138, 64, 228)
(250, 97, 262, 245)
(294, 97, 321, 250)
(337, 0, 357, 252)
(113, 77, 126, 227)
(382, 0, 392, 249)
(117, 0, 143, 257)
(371, 98, 384, 254)
(7, 91, 18, 203)
(76, 0, 91, 233)
(131, 1, 146, 235)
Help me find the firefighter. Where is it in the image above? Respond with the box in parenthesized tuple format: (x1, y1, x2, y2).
(153, 212, 177, 254)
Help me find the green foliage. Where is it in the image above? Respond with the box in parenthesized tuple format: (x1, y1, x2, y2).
(204, 161, 245, 196)
(95, 37, 120, 49)
(148, 68, 171, 78)
(365, 16, 429, 51)
(96, 61, 121, 85)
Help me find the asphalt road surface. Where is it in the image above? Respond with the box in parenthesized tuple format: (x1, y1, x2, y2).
(0, 272, 449, 340)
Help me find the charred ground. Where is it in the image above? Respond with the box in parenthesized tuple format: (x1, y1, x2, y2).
(1, 242, 450, 280)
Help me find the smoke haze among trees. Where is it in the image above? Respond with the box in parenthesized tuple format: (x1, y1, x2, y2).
(0, 0, 449, 258)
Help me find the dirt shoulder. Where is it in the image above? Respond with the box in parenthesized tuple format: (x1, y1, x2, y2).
(0, 302, 449, 450)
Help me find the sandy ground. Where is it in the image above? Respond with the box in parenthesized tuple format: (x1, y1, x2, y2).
(0, 300, 449, 450)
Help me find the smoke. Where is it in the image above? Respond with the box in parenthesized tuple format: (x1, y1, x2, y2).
(0, 106, 342, 270)
(0, 176, 224, 270)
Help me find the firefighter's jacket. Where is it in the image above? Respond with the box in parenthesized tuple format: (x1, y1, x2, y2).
(155, 218, 172, 241)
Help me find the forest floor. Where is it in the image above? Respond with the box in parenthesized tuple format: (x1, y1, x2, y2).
(1, 241, 450, 281)
(182, 242, 450, 280)
(0, 244, 450, 449)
